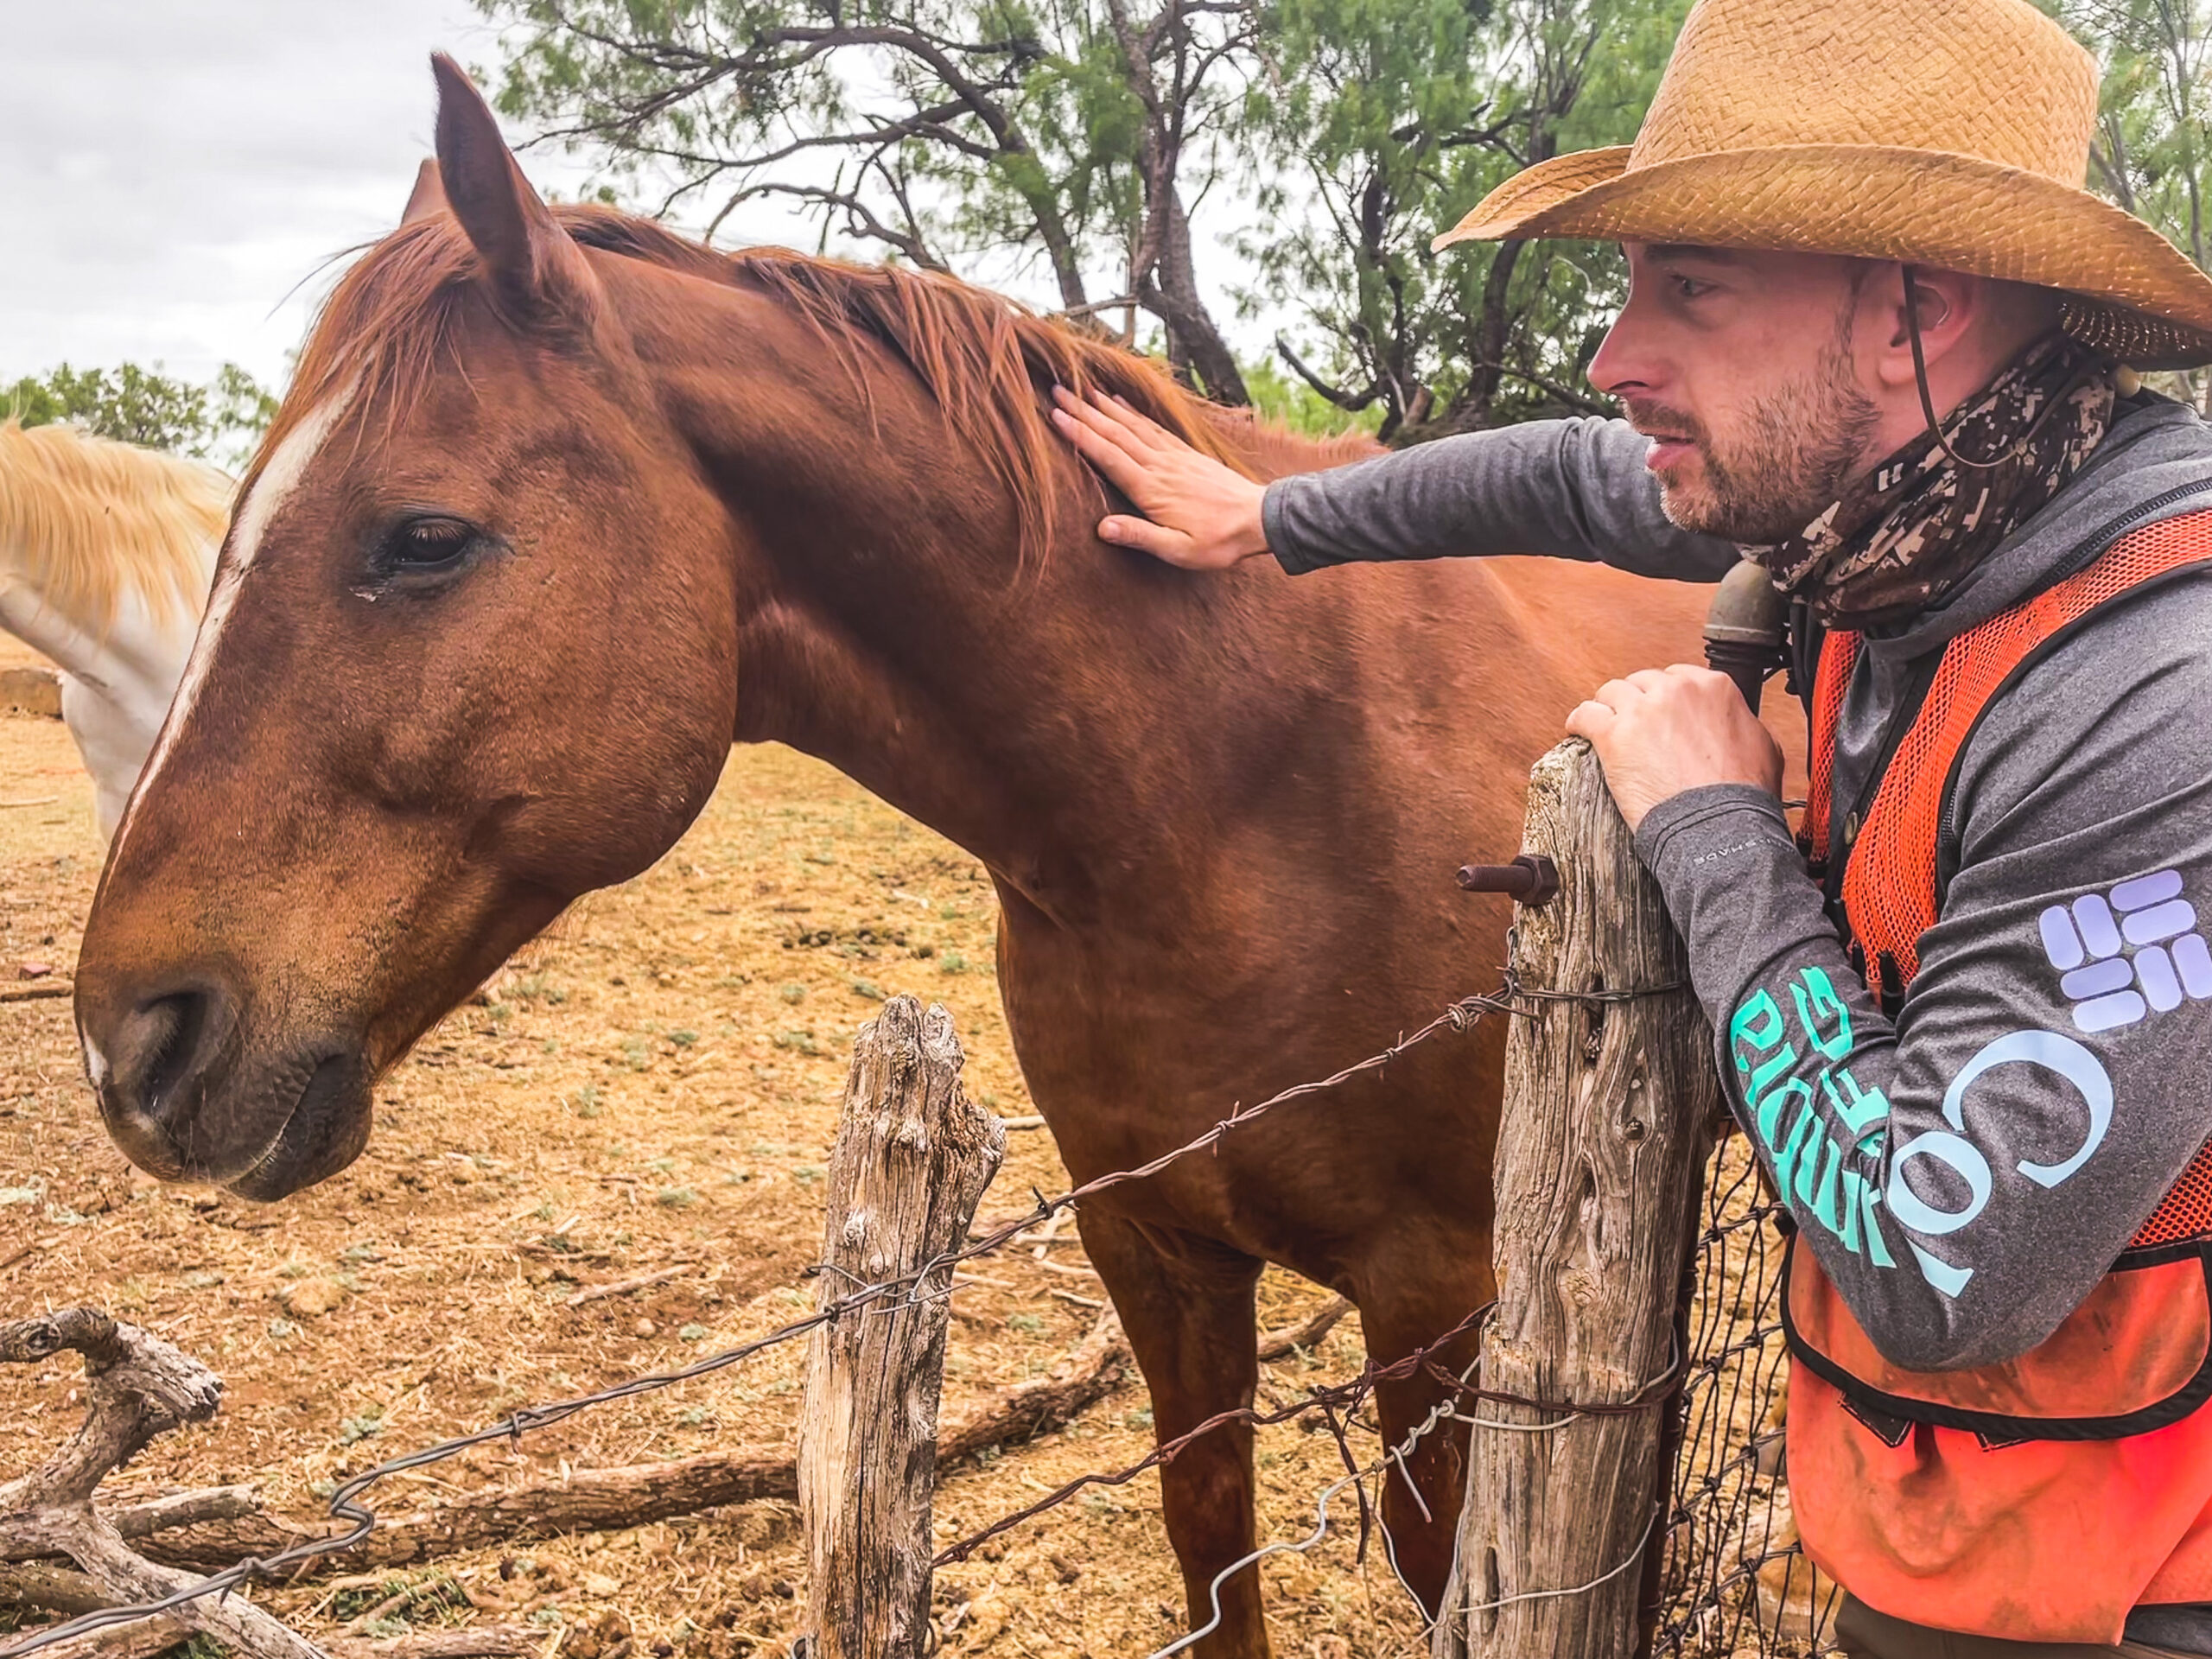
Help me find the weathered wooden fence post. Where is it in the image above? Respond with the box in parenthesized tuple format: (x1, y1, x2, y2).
(798, 996, 1005, 1659)
(1433, 740, 1722, 1659)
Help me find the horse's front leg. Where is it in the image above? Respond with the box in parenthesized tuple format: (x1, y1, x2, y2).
(1078, 1208, 1271, 1659)
(1357, 1265, 1497, 1622)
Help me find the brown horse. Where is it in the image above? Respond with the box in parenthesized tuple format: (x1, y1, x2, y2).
(74, 60, 1758, 1658)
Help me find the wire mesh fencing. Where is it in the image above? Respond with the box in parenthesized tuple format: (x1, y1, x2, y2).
(1651, 1134, 1842, 1658)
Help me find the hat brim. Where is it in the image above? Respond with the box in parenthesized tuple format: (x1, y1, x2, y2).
(1433, 143, 2212, 369)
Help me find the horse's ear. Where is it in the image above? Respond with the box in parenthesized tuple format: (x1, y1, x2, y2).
(401, 160, 448, 226)
(429, 54, 597, 320)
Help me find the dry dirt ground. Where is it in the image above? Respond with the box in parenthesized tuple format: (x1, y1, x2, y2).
(0, 689, 1432, 1659)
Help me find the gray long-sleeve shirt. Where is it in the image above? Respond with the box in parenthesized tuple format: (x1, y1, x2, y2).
(1265, 415, 1744, 582)
(1267, 404, 2212, 1640)
(1269, 398, 2212, 1363)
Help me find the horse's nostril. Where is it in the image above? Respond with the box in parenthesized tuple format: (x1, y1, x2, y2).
(99, 982, 233, 1148)
(136, 989, 209, 1128)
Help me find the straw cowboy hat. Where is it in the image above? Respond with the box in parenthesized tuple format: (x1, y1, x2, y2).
(1434, 0, 2212, 368)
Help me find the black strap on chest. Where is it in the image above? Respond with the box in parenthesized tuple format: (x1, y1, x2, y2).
(1789, 594, 1821, 719)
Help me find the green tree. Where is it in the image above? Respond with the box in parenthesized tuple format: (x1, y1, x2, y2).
(2, 360, 278, 468)
(481, 0, 1689, 433)
(1247, 0, 1685, 439)
(481, 0, 1254, 400)
(2048, 1, 2212, 405)
(3, 362, 208, 452)
(1241, 354, 1385, 436)
(210, 364, 283, 454)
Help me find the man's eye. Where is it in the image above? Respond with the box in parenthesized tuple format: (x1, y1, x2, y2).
(382, 517, 477, 570)
(1671, 275, 1713, 300)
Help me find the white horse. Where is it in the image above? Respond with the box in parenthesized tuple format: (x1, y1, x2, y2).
(0, 420, 226, 838)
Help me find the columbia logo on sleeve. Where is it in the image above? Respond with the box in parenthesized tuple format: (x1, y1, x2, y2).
(2039, 871, 2212, 1032)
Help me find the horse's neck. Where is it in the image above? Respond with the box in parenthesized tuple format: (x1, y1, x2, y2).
(0, 556, 209, 838)
(646, 273, 1446, 926)
(0, 546, 207, 695)
(733, 536, 1270, 925)
(708, 458, 1349, 927)
(0, 429, 222, 690)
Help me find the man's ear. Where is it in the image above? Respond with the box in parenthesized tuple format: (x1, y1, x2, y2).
(1873, 264, 1979, 391)
(429, 54, 598, 321)
(402, 160, 448, 226)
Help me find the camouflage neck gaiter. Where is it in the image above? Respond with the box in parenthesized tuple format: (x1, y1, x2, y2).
(1745, 334, 2117, 630)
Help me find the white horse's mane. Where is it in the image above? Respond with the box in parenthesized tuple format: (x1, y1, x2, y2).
(0, 419, 229, 631)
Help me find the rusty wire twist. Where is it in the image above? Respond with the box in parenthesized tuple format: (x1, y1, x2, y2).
(0, 969, 1697, 1659)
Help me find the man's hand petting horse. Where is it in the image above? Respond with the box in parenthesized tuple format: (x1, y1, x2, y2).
(1048, 385, 1270, 569)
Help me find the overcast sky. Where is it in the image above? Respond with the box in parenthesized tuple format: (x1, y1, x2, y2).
(4, 0, 1269, 404)
(0, 0, 819, 388)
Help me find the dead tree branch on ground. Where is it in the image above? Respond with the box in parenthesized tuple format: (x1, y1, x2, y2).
(0, 1308, 323, 1659)
(39, 1312, 1133, 1579)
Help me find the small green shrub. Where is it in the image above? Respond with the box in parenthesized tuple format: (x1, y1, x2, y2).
(338, 1409, 385, 1445)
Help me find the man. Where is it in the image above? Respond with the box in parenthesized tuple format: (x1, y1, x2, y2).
(1051, 0, 2212, 1654)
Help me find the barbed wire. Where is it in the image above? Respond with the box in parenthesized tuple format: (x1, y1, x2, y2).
(1153, 1340, 1490, 1659)
(2, 967, 1696, 1659)
(934, 1300, 1496, 1569)
(1143, 1313, 1683, 1657)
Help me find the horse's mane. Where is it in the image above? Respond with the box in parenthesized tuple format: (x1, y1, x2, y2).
(258, 201, 1363, 558)
(0, 420, 228, 631)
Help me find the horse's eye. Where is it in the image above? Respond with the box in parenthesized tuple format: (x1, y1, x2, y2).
(382, 516, 478, 570)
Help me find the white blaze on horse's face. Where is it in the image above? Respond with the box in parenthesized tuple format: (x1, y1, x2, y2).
(111, 383, 357, 866)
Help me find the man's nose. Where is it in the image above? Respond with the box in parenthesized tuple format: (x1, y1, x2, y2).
(1586, 313, 1656, 403)
(1589, 260, 1693, 405)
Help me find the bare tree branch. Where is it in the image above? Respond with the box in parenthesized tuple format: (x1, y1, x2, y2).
(1273, 334, 1381, 410)
(1471, 361, 1612, 416)
(0, 1310, 322, 1659)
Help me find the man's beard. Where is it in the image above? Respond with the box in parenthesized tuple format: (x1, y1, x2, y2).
(1643, 330, 1880, 546)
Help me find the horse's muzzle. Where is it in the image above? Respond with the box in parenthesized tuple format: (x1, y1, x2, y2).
(79, 980, 372, 1198)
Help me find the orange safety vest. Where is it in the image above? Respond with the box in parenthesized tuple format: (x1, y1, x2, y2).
(1783, 505, 2212, 1644)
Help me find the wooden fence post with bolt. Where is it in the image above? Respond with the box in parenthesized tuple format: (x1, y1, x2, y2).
(1433, 740, 1722, 1659)
(798, 995, 1006, 1659)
